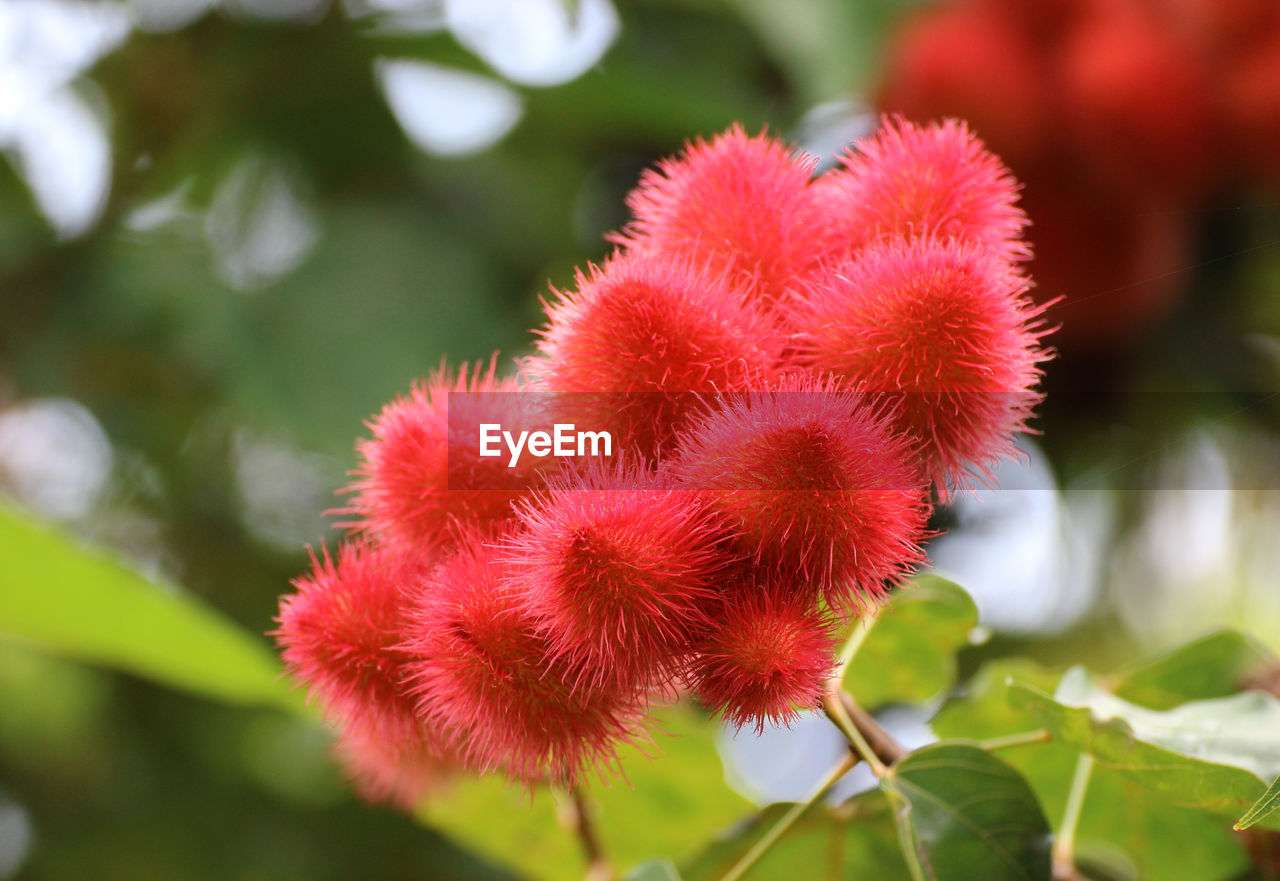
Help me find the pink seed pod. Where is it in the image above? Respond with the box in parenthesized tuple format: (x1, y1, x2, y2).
(792, 235, 1051, 490)
(688, 585, 838, 732)
(503, 460, 732, 690)
(666, 375, 930, 611)
(273, 539, 430, 745)
(403, 534, 648, 788)
(343, 357, 554, 553)
(610, 123, 826, 306)
(814, 115, 1030, 264)
(333, 717, 460, 810)
(530, 252, 780, 460)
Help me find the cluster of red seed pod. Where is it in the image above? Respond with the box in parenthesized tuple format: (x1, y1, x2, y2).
(274, 118, 1052, 807)
(879, 0, 1280, 348)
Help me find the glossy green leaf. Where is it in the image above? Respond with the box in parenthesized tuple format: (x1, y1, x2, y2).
(1114, 630, 1277, 710)
(422, 705, 752, 881)
(882, 742, 1052, 881)
(0, 505, 298, 711)
(1010, 670, 1280, 829)
(681, 789, 911, 881)
(1235, 773, 1280, 830)
(933, 660, 1248, 881)
(844, 574, 979, 711)
(623, 859, 683, 881)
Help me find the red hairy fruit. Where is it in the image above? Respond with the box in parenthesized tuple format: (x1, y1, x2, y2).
(345, 359, 552, 553)
(688, 587, 837, 731)
(274, 540, 428, 743)
(503, 461, 729, 689)
(334, 718, 458, 810)
(611, 124, 825, 306)
(531, 253, 780, 459)
(666, 377, 930, 611)
(403, 536, 646, 787)
(878, 5, 1051, 168)
(814, 116, 1030, 264)
(1158, 0, 1280, 58)
(1057, 3, 1217, 200)
(1221, 32, 1280, 184)
(793, 236, 1050, 490)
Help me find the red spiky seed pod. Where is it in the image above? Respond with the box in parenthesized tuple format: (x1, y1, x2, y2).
(531, 253, 780, 459)
(877, 5, 1051, 168)
(344, 358, 553, 553)
(403, 535, 647, 787)
(666, 377, 930, 611)
(792, 236, 1051, 490)
(1058, 3, 1217, 200)
(273, 539, 428, 744)
(503, 461, 730, 689)
(333, 717, 459, 810)
(688, 586, 838, 732)
(813, 116, 1030, 264)
(610, 124, 825, 306)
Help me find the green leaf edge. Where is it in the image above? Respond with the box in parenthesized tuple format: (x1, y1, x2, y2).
(1235, 773, 1280, 831)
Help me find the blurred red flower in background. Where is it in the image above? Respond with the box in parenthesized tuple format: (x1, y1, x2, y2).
(879, 0, 1280, 350)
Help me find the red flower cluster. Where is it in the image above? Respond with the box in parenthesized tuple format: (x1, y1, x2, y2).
(879, 0, 1280, 348)
(274, 119, 1050, 805)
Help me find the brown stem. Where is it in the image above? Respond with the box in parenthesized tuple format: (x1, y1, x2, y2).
(565, 785, 612, 881)
(824, 689, 908, 766)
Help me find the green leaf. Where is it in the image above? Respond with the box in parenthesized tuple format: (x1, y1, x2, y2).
(423, 705, 752, 881)
(1113, 630, 1277, 710)
(681, 790, 911, 881)
(844, 574, 979, 711)
(0, 505, 298, 711)
(1010, 670, 1280, 829)
(882, 742, 1052, 881)
(726, 0, 914, 101)
(1236, 774, 1280, 830)
(623, 860, 683, 881)
(933, 660, 1249, 881)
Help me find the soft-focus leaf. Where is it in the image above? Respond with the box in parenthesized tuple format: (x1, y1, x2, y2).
(681, 789, 910, 881)
(726, 0, 913, 101)
(1055, 667, 1280, 783)
(933, 660, 1249, 881)
(623, 859, 683, 881)
(1236, 774, 1280, 830)
(1010, 671, 1280, 829)
(882, 742, 1052, 881)
(1113, 630, 1277, 710)
(422, 705, 751, 881)
(844, 574, 979, 710)
(0, 505, 297, 710)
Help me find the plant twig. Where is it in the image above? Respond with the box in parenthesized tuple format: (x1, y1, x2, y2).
(980, 729, 1052, 751)
(563, 785, 612, 881)
(718, 749, 859, 881)
(835, 602, 883, 678)
(1052, 755, 1094, 881)
(822, 685, 908, 774)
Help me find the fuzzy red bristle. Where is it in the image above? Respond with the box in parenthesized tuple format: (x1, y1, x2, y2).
(792, 236, 1051, 491)
(688, 586, 838, 732)
(403, 535, 648, 788)
(503, 460, 731, 689)
(814, 116, 1030, 264)
(273, 539, 429, 744)
(666, 376, 930, 610)
(343, 358, 553, 552)
(610, 124, 825, 307)
(530, 252, 781, 460)
(333, 717, 459, 810)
